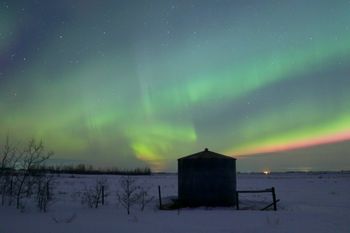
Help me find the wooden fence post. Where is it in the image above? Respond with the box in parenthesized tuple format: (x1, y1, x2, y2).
(158, 185, 162, 210)
(272, 187, 277, 211)
(101, 185, 105, 205)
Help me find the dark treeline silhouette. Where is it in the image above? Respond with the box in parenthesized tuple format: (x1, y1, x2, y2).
(23, 164, 152, 175)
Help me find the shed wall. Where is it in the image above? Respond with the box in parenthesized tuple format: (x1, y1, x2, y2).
(178, 158, 236, 206)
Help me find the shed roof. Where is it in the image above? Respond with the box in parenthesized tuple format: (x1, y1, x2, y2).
(178, 148, 236, 160)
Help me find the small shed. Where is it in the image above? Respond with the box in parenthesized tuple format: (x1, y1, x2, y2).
(178, 148, 237, 206)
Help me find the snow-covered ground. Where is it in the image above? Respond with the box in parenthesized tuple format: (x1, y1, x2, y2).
(1, 172, 349, 233)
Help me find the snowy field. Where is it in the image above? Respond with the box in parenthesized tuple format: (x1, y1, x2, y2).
(1, 172, 349, 233)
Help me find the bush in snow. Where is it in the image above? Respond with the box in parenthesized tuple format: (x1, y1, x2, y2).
(117, 175, 140, 215)
(35, 173, 55, 212)
(0, 136, 17, 206)
(138, 185, 154, 211)
(13, 139, 52, 210)
(81, 177, 108, 208)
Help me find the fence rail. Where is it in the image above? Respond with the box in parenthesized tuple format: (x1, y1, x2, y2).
(236, 187, 278, 211)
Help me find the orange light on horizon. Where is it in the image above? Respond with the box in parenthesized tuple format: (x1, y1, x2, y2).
(232, 130, 350, 157)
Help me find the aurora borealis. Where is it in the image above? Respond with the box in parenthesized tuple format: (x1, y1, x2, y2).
(1, 0, 350, 171)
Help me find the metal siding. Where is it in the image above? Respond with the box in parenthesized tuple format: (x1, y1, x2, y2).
(178, 157, 236, 206)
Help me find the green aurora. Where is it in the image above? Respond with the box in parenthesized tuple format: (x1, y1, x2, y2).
(1, 0, 350, 171)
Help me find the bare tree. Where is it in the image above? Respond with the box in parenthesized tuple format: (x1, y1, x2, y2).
(117, 175, 140, 215)
(138, 185, 154, 211)
(14, 139, 53, 209)
(0, 136, 19, 206)
(81, 177, 109, 208)
(35, 173, 55, 212)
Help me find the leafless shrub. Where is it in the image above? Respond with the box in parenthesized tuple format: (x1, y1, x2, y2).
(81, 177, 108, 208)
(35, 174, 56, 212)
(0, 136, 19, 206)
(138, 185, 154, 211)
(1, 137, 54, 212)
(13, 139, 53, 209)
(117, 175, 140, 215)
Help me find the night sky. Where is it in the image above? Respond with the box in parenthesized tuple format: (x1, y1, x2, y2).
(1, 0, 350, 171)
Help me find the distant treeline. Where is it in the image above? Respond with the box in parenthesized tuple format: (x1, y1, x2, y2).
(43, 164, 152, 175)
(10, 164, 152, 175)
